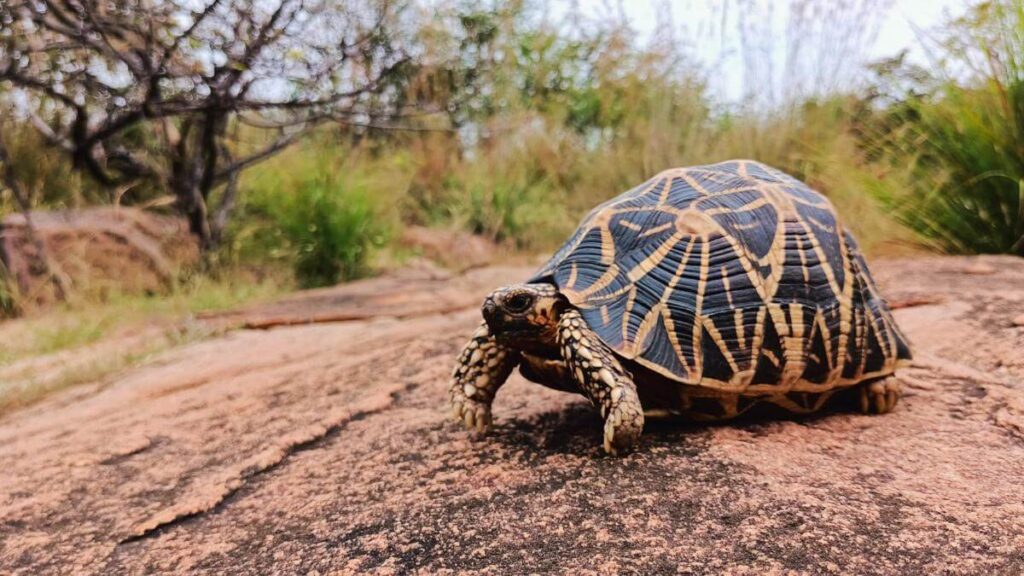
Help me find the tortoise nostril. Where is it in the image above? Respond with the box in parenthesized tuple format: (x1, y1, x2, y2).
(482, 297, 500, 325)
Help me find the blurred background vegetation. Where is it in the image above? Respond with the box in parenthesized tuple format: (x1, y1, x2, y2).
(1, 0, 1023, 312)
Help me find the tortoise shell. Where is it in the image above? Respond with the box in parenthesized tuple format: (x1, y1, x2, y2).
(530, 160, 912, 395)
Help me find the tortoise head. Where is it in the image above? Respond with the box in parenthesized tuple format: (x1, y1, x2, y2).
(482, 283, 566, 351)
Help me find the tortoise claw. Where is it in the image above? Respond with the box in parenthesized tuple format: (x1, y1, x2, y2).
(450, 393, 494, 435)
(601, 391, 644, 456)
(859, 377, 902, 415)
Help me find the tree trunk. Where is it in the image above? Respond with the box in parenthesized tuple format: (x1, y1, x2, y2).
(171, 114, 228, 254)
(210, 170, 239, 248)
(174, 176, 215, 253)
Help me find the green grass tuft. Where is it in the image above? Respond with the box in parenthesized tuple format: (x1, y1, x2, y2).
(286, 178, 389, 288)
(230, 138, 406, 288)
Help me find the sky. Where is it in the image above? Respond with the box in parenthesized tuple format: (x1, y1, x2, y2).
(873, 0, 967, 58)
(560, 0, 971, 102)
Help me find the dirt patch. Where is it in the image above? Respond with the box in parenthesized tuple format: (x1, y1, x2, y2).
(398, 225, 501, 271)
(1, 256, 1023, 574)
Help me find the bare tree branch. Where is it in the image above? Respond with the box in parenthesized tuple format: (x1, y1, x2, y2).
(0, 0, 411, 251)
(214, 129, 306, 181)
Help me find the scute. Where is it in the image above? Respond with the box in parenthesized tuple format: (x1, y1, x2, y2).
(530, 160, 912, 393)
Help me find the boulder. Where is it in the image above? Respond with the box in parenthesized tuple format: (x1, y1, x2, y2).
(0, 207, 198, 308)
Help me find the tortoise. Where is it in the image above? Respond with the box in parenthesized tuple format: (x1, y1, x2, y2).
(449, 160, 912, 454)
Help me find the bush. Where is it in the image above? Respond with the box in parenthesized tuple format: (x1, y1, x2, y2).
(231, 139, 403, 288)
(0, 122, 103, 213)
(241, 175, 390, 288)
(440, 130, 573, 250)
(397, 5, 904, 257)
(870, 0, 1024, 255)
(286, 178, 388, 287)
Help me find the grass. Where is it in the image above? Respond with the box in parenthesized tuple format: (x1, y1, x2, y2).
(286, 179, 388, 288)
(0, 271, 284, 416)
(0, 335, 181, 417)
(0, 1, 924, 268)
(0, 271, 284, 368)
(397, 97, 908, 257)
(0, 263, 19, 318)
(0, 315, 221, 417)
(0, 0, 1018, 423)
(869, 0, 1024, 255)
(0, 122, 100, 215)
(231, 138, 407, 288)
(385, 5, 910, 257)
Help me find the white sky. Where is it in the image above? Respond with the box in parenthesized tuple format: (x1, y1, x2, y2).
(871, 0, 968, 58)
(559, 0, 973, 102)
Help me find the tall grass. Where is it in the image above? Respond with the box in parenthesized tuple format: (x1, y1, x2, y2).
(286, 179, 388, 287)
(0, 122, 100, 213)
(871, 0, 1024, 255)
(230, 137, 408, 287)
(1, 0, 915, 277)
(389, 1, 906, 255)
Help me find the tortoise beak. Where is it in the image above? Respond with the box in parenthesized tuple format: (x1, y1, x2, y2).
(482, 296, 501, 330)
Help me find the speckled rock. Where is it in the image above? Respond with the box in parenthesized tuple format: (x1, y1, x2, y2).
(1, 256, 1023, 575)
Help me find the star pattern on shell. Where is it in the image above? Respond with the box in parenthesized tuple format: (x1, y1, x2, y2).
(530, 160, 912, 396)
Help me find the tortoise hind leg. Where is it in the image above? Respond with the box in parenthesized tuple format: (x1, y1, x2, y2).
(556, 309, 644, 455)
(450, 322, 520, 433)
(858, 376, 902, 414)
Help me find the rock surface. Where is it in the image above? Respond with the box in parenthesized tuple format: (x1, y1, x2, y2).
(1, 256, 1023, 575)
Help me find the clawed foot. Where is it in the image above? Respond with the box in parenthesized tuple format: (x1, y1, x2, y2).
(859, 377, 902, 414)
(602, 387, 645, 455)
(450, 383, 494, 434)
(448, 322, 519, 435)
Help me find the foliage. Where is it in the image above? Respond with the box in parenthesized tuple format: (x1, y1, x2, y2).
(0, 0, 409, 250)
(0, 268, 283, 367)
(869, 0, 1024, 255)
(285, 180, 388, 287)
(449, 150, 571, 249)
(6, 0, 1020, 311)
(0, 270, 282, 414)
(231, 138, 404, 287)
(391, 4, 908, 254)
(0, 123, 99, 213)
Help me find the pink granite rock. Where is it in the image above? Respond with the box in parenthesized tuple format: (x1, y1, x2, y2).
(1, 256, 1022, 574)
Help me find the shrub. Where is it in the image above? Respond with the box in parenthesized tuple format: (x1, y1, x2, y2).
(231, 139, 403, 288)
(441, 129, 573, 250)
(286, 178, 388, 287)
(458, 173, 567, 249)
(398, 4, 904, 256)
(241, 174, 390, 288)
(870, 0, 1024, 255)
(0, 122, 100, 211)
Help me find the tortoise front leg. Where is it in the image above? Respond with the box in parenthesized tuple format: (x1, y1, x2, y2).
(450, 322, 520, 433)
(557, 309, 644, 455)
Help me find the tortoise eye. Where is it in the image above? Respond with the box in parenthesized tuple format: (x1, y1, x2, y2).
(504, 293, 534, 313)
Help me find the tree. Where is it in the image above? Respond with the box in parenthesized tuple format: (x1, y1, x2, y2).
(0, 0, 409, 251)
(0, 114, 70, 302)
